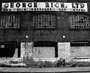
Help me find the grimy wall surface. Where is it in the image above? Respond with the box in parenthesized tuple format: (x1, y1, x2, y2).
(0, 2, 90, 43)
(0, 12, 90, 42)
(0, 0, 90, 59)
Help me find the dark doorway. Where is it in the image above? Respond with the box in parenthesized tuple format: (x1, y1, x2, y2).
(0, 41, 20, 57)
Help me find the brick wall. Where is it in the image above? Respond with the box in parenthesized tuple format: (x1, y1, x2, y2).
(0, 12, 90, 42)
(0, 2, 90, 42)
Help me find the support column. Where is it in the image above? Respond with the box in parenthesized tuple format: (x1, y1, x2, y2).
(58, 42, 70, 62)
(21, 42, 33, 58)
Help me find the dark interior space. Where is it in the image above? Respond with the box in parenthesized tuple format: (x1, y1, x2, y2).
(0, 41, 20, 57)
(71, 42, 90, 46)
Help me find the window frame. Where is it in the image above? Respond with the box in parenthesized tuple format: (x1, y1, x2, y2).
(32, 12, 57, 30)
(69, 13, 90, 30)
(0, 13, 21, 30)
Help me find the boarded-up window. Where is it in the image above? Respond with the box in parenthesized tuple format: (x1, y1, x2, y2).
(33, 47, 55, 58)
(0, 15, 20, 29)
(69, 15, 90, 29)
(33, 14, 56, 29)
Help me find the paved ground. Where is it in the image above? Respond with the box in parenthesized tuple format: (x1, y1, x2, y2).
(0, 67, 90, 72)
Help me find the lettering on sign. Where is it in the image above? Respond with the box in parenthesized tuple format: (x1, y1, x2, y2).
(2, 2, 88, 12)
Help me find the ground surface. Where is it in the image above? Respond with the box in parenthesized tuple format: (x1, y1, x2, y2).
(0, 67, 90, 72)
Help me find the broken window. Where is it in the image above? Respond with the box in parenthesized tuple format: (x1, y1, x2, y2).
(0, 15, 20, 29)
(69, 15, 90, 29)
(33, 14, 56, 29)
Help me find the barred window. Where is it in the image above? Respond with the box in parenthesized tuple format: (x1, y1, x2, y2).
(69, 15, 90, 29)
(33, 14, 56, 29)
(0, 15, 20, 29)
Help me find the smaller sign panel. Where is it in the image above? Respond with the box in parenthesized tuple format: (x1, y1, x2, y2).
(2, 2, 88, 12)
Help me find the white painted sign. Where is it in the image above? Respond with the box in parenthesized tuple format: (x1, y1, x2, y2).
(2, 2, 88, 12)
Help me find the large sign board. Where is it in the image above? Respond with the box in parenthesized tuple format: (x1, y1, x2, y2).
(2, 2, 88, 12)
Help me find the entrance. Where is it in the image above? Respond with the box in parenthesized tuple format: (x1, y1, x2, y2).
(0, 41, 20, 58)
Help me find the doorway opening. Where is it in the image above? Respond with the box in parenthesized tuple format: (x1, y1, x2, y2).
(0, 41, 20, 58)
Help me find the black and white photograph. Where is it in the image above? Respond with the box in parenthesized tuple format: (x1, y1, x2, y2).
(0, 0, 90, 73)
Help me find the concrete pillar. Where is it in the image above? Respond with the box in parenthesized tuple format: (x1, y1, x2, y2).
(20, 42, 33, 58)
(58, 42, 70, 62)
